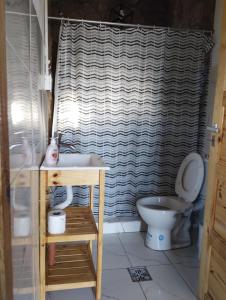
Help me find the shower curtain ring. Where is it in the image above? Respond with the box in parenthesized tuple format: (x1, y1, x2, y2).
(211, 30, 214, 40)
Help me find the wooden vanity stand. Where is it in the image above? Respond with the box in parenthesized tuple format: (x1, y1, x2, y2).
(39, 168, 106, 300)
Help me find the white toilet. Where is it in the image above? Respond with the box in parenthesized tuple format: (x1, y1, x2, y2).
(136, 153, 204, 251)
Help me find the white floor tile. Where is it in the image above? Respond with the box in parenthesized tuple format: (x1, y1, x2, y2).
(48, 288, 95, 300)
(174, 263, 199, 295)
(102, 268, 146, 300)
(93, 234, 131, 269)
(119, 232, 170, 266)
(164, 246, 199, 267)
(141, 265, 197, 300)
(46, 234, 200, 300)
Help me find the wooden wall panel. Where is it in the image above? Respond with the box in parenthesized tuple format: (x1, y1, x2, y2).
(199, 1, 226, 298)
(0, 0, 13, 299)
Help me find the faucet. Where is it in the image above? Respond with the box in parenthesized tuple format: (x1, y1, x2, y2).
(10, 137, 32, 164)
(9, 143, 23, 151)
(9, 131, 25, 151)
(57, 133, 77, 152)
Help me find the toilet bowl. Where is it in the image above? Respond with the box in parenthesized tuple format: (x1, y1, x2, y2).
(136, 153, 204, 251)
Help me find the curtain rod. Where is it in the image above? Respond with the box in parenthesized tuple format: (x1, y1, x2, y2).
(48, 16, 212, 34)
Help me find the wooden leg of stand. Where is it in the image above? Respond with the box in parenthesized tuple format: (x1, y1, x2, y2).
(96, 171, 105, 300)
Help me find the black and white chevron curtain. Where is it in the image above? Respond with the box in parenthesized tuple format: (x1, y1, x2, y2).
(54, 22, 212, 218)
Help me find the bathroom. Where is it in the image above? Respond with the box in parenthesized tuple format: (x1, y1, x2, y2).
(1, 0, 226, 300)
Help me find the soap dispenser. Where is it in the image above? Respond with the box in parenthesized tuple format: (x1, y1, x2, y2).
(45, 137, 59, 166)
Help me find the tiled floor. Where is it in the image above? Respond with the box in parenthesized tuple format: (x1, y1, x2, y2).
(47, 232, 199, 300)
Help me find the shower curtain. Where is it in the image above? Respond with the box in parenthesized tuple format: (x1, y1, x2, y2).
(54, 22, 212, 218)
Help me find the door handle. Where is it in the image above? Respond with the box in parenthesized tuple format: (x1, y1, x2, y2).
(206, 123, 220, 134)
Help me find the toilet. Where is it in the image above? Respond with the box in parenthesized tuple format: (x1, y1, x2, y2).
(136, 153, 204, 251)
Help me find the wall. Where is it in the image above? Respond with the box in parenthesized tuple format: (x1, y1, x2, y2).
(5, 0, 47, 299)
(48, 0, 215, 28)
(48, 0, 216, 82)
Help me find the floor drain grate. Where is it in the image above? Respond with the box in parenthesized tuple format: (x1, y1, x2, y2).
(128, 267, 152, 282)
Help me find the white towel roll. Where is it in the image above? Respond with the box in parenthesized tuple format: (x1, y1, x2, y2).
(48, 209, 66, 234)
(14, 212, 30, 237)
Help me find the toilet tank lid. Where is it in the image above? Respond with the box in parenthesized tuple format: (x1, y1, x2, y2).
(175, 153, 204, 203)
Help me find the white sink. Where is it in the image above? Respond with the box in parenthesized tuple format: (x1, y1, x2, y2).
(40, 153, 109, 171)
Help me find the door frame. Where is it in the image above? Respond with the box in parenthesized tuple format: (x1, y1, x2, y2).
(199, 1, 226, 299)
(0, 0, 13, 299)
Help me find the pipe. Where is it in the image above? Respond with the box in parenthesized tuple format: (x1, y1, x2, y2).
(5, 11, 213, 34)
(53, 185, 73, 209)
(48, 243, 56, 266)
(49, 185, 73, 266)
(48, 16, 212, 34)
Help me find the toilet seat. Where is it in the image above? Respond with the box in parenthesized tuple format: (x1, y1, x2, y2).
(137, 196, 191, 213)
(175, 153, 204, 203)
(137, 152, 204, 214)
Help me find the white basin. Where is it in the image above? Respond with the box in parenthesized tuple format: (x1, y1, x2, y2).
(40, 153, 109, 171)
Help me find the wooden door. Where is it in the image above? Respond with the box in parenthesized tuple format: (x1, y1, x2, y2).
(0, 0, 13, 299)
(199, 1, 226, 299)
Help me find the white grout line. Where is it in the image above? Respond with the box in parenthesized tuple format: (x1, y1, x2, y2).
(118, 232, 198, 299)
(170, 262, 199, 298)
(117, 233, 133, 267)
(117, 233, 149, 300)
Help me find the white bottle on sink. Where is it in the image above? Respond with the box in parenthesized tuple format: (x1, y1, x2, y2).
(45, 137, 59, 166)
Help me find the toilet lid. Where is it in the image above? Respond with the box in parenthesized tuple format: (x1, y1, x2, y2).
(175, 153, 204, 202)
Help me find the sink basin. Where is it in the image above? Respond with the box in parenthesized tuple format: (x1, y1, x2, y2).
(40, 153, 109, 171)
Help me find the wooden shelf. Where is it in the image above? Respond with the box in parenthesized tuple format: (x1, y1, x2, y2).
(40, 169, 106, 300)
(46, 243, 96, 291)
(47, 206, 98, 243)
(13, 257, 33, 295)
(12, 236, 32, 246)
